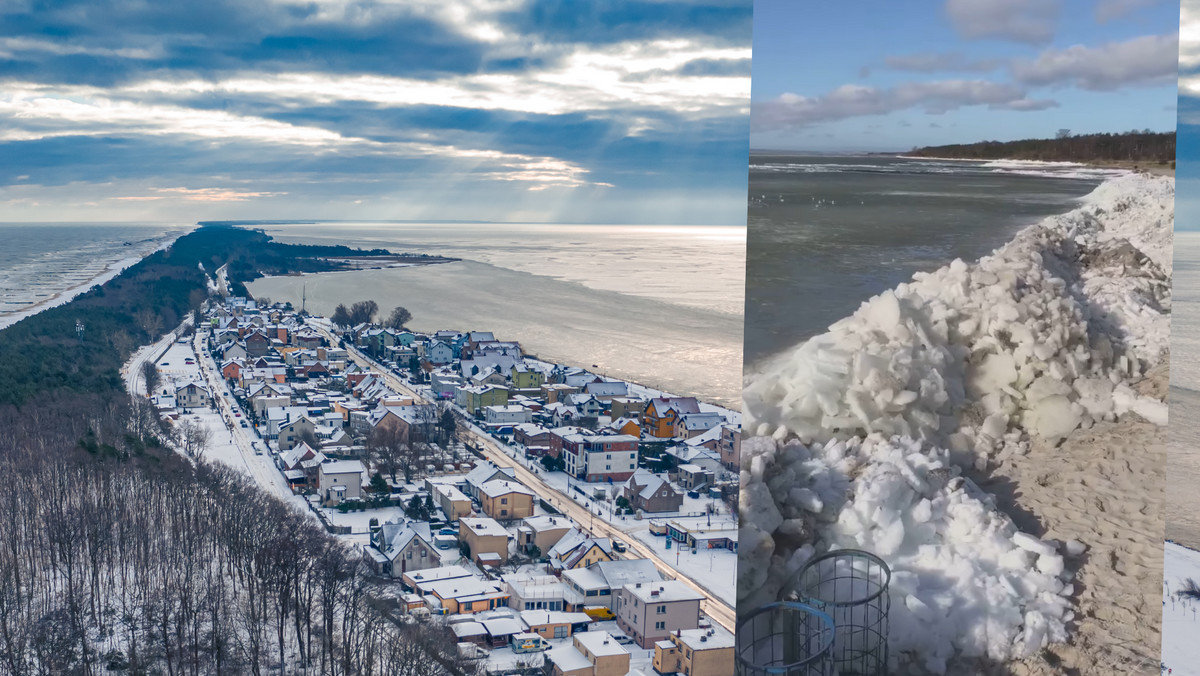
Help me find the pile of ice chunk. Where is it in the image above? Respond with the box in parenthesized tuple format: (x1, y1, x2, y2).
(744, 173, 1172, 459)
(739, 434, 1074, 674)
(738, 174, 1172, 671)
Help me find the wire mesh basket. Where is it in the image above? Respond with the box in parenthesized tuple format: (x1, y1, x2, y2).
(786, 549, 891, 676)
(735, 601, 837, 676)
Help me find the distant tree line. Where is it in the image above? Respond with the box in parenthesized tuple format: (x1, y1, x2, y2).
(906, 130, 1175, 165)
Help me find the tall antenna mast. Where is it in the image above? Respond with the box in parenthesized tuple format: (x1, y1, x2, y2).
(301, 283, 307, 314)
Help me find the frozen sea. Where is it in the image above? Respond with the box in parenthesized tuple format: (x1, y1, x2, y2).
(247, 223, 745, 408)
(0, 222, 189, 330)
(743, 153, 1121, 368)
(1170, 232, 1200, 547)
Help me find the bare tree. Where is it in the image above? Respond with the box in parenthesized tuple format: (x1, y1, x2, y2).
(176, 419, 213, 459)
(367, 420, 410, 483)
(142, 360, 160, 395)
(383, 306, 412, 330)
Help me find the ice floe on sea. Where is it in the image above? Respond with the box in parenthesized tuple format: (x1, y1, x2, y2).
(738, 173, 1173, 672)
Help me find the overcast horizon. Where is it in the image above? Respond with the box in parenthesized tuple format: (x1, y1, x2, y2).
(751, 0, 1179, 153)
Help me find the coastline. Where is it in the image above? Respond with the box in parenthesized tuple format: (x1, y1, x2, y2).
(739, 172, 1172, 672)
(0, 231, 188, 332)
(247, 258, 744, 409)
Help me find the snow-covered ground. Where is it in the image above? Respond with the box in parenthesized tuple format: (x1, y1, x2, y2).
(1164, 541, 1200, 674)
(630, 528, 736, 605)
(739, 174, 1173, 673)
(145, 335, 312, 516)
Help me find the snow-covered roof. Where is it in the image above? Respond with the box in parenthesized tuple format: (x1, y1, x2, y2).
(321, 460, 364, 476)
(575, 630, 629, 657)
(460, 517, 509, 538)
(478, 480, 535, 500)
(546, 646, 591, 672)
(621, 580, 704, 604)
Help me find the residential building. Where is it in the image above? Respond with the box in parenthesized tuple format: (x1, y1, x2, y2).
(561, 559, 662, 612)
(459, 517, 510, 565)
(519, 610, 591, 640)
(545, 631, 631, 676)
(549, 530, 614, 573)
(456, 385, 509, 414)
(510, 363, 545, 392)
(653, 628, 736, 676)
(422, 577, 510, 614)
(427, 340, 454, 365)
(622, 470, 683, 513)
(431, 483, 473, 522)
(483, 404, 532, 427)
(175, 382, 211, 408)
(561, 433, 639, 482)
(367, 522, 438, 577)
(516, 515, 574, 556)
(503, 573, 569, 612)
(318, 460, 364, 506)
(277, 415, 318, 451)
(718, 423, 740, 471)
(478, 480, 536, 521)
(641, 397, 701, 438)
(616, 580, 704, 649)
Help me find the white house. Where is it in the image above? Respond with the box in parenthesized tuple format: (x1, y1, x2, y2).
(484, 405, 532, 426)
(319, 460, 364, 506)
(175, 382, 212, 409)
(428, 340, 454, 365)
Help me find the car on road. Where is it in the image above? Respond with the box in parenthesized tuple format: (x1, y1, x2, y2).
(240, 421, 248, 428)
(611, 634, 634, 646)
(234, 412, 241, 417)
(160, 362, 169, 366)
(612, 539, 627, 553)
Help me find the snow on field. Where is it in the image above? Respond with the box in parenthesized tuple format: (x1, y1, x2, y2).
(631, 527, 736, 607)
(1163, 541, 1200, 674)
(739, 174, 1173, 672)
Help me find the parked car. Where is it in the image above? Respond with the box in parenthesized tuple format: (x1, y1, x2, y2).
(240, 421, 248, 428)
(612, 539, 627, 553)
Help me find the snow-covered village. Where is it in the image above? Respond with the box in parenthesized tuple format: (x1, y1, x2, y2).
(127, 291, 740, 676)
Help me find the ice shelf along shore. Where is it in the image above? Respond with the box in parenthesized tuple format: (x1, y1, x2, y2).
(738, 173, 1173, 674)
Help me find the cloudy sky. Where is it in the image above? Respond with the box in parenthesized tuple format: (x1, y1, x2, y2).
(0, 0, 751, 224)
(752, 0, 1179, 151)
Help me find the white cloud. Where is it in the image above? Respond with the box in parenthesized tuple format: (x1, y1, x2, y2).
(0, 86, 609, 191)
(109, 40, 750, 120)
(945, 0, 1061, 45)
(753, 80, 1030, 130)
(1012, 33, 1179, 90)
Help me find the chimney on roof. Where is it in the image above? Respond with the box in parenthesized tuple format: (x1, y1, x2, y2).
(701, 635, 707, 642)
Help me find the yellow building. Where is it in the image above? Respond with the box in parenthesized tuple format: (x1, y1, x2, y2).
(478, 480, 536, 521)
(640, 397, 700, 439)
(511, 364, 545, 391)
(653, 628, 735, 676)
(459, 517, 511, 565)
(546, 631, 630, 676)
(458, 385, 510, 414)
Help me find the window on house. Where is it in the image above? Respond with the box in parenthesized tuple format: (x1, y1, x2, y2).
(657, 605, 666, 614)
(655, 621, 665, 630)
(554, 626, 568, 638)
(501, 498, 508, 504)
